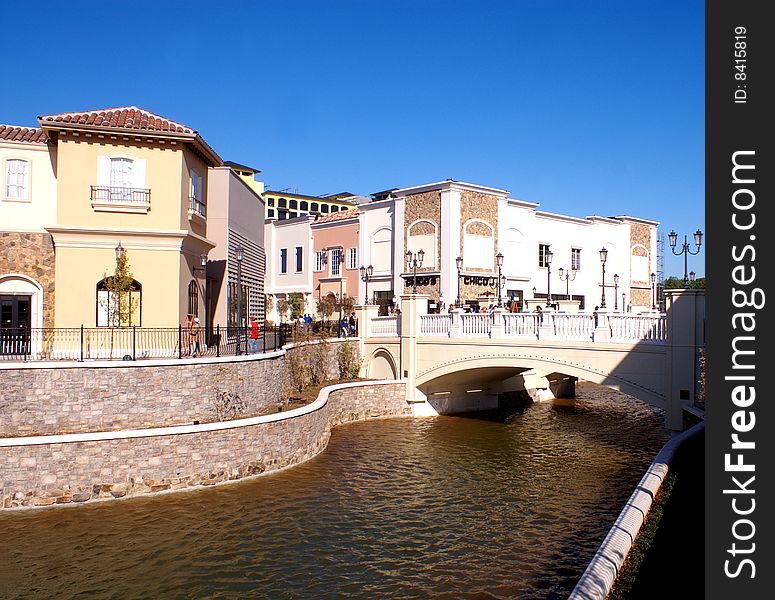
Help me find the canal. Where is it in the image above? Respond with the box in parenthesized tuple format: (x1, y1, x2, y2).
(0, 383, 668, 599)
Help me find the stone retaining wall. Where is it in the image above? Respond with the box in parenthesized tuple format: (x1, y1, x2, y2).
(0, 339, 347, 437)
(0, 380, 408, 509)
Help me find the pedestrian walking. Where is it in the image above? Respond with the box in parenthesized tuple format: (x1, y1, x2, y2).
(249, 316, 260, 354)
(349, 312, 357, 336)
(190, 316, 202, 357)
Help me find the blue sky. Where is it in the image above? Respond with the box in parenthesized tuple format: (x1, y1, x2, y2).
(2, 0, 704, 278)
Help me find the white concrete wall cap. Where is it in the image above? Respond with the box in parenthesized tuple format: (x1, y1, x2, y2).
(0, 379, 404, 448)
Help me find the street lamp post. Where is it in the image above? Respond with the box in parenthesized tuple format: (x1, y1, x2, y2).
(455, 256, 463, 307)
(406, 249, 424, 294)
(599, 247, 608, 309)
(651, 272, 657, 311)
(359, 265, 374, 304)
(689, 271, 696, 287)
(622, 292, 626, 312)
(668, 229, 703, 287)
(235, 245, 244, 355)
(545, 249, 553, 307)
(557, 267, 577, 298)
(496, 252, 504, 307)
(613, 273, 619, 311)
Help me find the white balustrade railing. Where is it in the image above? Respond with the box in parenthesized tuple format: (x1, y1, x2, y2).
(608, 314, 667, 342)
(552, 314, 595, 341)
(461, 313, 493, 336)
(371, 316, 398, 337)
(419, 314, 452, 336)
(502, 313, 540, 338)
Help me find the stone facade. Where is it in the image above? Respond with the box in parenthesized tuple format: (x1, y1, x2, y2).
(631, 287, 652, 308)
(459, 191, 500, 303)
(403, 191, 441, 273)
(0, 381, 408, 509)
(629, 222, 652, 286)
(0, 341, 344, 438)
(0, 232, 56, 328)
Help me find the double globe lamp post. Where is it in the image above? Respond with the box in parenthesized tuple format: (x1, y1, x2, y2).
(406, 249, 425, 294)
(359, 265, 374, 304)
(669, 229, 703, 287)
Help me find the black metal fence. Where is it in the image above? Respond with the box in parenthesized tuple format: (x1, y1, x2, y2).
(0, 323, 293, 362)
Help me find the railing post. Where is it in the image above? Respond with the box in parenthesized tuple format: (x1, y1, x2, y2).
(23, 324, 28, 362)
(449, 308, 463, 337)
(592, 309, 611, 342)
(178, 324, 182, 359)
(490, 308, 506, 339)
(216, 324, 220, 357)
(132, 325, 136, 360)
(80, 324, 84, 362)
(263, 323, 267, 353)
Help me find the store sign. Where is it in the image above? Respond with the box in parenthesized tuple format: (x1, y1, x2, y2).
(403, 275, 438, 287)
(463, 275, 497, 286)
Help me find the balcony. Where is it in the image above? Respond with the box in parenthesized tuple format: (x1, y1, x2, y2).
(189, 196, 207, 219)
(90, 186, 151, 213)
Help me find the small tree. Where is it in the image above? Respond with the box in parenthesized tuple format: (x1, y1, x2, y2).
(276, 297, 289, 323)
(264, 294, 275, 322)
(101, 249, 138, 327)
(339, 294, 356, 319)
(317, 294, 337, 322)
(288, 292, 304, 321)
(337, 341, 362, 380)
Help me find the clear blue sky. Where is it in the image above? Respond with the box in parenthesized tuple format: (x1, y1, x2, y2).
(2, 0, 704, 279)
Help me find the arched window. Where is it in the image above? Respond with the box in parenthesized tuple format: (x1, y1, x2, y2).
(300, 200, 309, 211)
(5, 159, 29, 199)
(188, 280, 199, 317)
(463, 219, 495, 269)
(311, 202, 319, 212)
(331, 205, 339, 212)
(371, 227, 392, 272)
(278, 197, 287, 208)
(96, 277, 142, 327)
(321, 204, 329, 213)
(289, 199, 298, 209)
(630, 244, 649, 283)
(408, 219, 438, 270)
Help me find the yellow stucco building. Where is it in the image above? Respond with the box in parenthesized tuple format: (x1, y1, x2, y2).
(38, 106, 222, 328)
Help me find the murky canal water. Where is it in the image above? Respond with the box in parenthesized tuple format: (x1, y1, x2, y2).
(0, 383, 668, 599)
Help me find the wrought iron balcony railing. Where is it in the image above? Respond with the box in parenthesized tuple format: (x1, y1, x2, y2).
(189, 196, 207, 217)
(90, 186, 151, 208)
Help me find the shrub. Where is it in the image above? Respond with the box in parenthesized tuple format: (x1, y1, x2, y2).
(337, 341, 362, 380)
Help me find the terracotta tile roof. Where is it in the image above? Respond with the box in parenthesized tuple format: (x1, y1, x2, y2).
(38, 106, 195, 134)
(0, 125, 48, 143)
(314, 208, 360, 224)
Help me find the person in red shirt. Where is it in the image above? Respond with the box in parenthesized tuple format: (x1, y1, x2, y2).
(249, 316, 260, 354)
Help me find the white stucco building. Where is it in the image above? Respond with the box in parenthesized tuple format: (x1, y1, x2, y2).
(264, 215, 315, 322)
(356, 180, 659, 314)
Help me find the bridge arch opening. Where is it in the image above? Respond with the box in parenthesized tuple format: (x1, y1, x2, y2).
(368, 348, 398, 380)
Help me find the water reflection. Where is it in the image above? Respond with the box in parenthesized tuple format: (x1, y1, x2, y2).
(0, 383, 668, 599)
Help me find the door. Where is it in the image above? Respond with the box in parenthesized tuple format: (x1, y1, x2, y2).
(0, 295, 31, 355)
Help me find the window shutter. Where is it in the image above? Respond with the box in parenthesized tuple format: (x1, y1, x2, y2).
(18, 160, 27, 197)
(97, 156, 111, 186)
(134, 159, 146, 189)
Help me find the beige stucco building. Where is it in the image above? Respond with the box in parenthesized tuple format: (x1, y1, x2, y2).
(0, 126, 58, 331)
(36, 107, 224, 328)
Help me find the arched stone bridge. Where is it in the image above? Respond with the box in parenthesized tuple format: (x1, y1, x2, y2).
(354, 290, 705, 431)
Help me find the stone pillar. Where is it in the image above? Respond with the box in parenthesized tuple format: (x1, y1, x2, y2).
(537, 307, 555, 340)
(399, 293, 428, 404)
(490, 307, 506, 338)
(665, 289, 705, 431)
(592, 308, 611, 342)
(354, 303, 380, 372)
